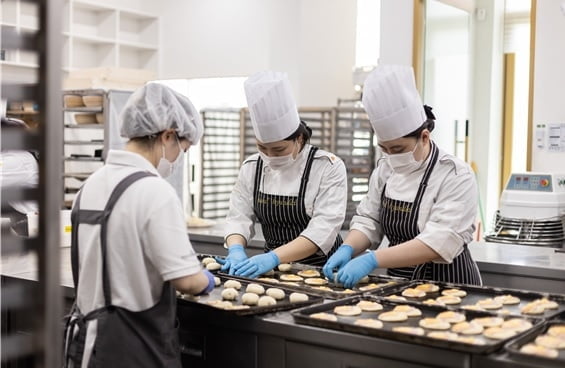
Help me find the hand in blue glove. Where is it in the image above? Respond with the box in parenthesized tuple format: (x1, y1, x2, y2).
(336, 251, 378, 289)
(195, 269, 216, 295)
(232, 251, 280, 279)
(216, 244, 247, 275)
(322, 244, 354, 281)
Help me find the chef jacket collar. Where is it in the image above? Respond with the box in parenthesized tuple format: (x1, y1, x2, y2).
(106, 149, 160, 176)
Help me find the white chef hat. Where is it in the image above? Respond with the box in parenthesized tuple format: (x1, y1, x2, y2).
(244, 71, 300, 143)
(120, 83, 203, 144)
(362, 64, 426, 142)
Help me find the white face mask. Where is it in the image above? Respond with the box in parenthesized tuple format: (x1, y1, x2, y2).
(157, 139, 184, 177)
(259, 141, 298, 171)
(384, 139, 424, 174)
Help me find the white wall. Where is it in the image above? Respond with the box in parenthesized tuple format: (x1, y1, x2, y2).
(159, 0, 357, 106)
(531, 0, 565, 172)
(379, 0, 413, 65)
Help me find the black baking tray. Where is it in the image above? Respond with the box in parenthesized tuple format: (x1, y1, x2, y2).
(373, 280, 565, 319)
(224, 262, 408, 299)
(177, 274, 323, 316)
(505, 321, 565, 367)
(291, 295, 542, 354)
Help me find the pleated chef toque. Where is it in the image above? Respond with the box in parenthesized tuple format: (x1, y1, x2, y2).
(245, 71, 300, 143)
(362, 65, 426, 141)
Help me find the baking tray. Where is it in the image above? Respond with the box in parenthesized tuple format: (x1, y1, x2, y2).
(505, 321, 565, 367)
(291, 295, 542, 354)
(197, 253, 225, 273)
(224, 262, 408, 299)
(374, 280, 565, 319)
(177, 274, 323, 316)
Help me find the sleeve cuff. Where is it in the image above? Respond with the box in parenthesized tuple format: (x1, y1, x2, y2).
(162, 264, 203, 282)
(416, 222, 464, 263)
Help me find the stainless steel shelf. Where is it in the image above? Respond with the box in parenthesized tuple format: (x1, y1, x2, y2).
(63, 107, 103, 113)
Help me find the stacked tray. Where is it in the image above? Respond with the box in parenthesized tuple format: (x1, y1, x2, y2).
(372, 280, 565, 319)
(226, 262, 408, 299)
(177, 274, 323, 316)
(505, 320, 565, 367)
(291, 295, 542, 354)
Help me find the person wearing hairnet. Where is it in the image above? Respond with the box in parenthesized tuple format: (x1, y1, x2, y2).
(218, 71, 347, 278)
(323, 65, 481, 288)
(63, 83, 215, 368)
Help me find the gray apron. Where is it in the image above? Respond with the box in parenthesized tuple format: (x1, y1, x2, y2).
(64, 171, 181, 368)
(381, 142, 482, 285)
(253, 146, 342, 265)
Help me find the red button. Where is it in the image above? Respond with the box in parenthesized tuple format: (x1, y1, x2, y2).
(540, 179, 549, 187)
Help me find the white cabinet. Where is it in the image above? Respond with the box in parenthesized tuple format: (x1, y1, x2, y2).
(1, 0, 160, 80)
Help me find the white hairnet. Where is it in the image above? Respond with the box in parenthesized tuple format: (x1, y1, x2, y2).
(120, 83, 203, 144)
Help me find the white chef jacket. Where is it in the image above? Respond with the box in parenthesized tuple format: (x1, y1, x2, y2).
(0, 151, 39, 214)
(225, 144, 347, 254)
(74, 150, 202, 314)
(350, 144, 478, 263)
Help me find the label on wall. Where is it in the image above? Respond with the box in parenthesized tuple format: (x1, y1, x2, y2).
(547, 123, 565, 152)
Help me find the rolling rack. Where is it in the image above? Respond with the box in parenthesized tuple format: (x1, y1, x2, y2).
(1, 0, 63, 366)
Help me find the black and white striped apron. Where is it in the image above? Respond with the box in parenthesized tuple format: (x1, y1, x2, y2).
(381, 141, 482, 285)
(253, 146, 342, 266)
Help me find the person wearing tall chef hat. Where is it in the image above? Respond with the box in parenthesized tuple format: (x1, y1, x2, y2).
(63, 83, 215, 368)
(218, 71, 347, 278)
(323, 65, 482, 288)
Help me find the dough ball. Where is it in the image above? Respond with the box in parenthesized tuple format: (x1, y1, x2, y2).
(241, 292, 259, 306)
(224, 280, 242, 290)
(354, 318, 383, 329)
(520, 343, 558, 358)
(278, 263, 292, 272)
(333, 305, 362, 316)
(310, 312, 337, 321)
(258, 295, 277, 307)
(206, 262, 221, 271)
(201, 257, 216, 265)
(289, 292, 309, 303)
(221, 287, 238, 301)
(392, 326, 425, 336)
(245, 283, 265, 295)
(266, 288, 285, 300)
(214, 277, 221, 286)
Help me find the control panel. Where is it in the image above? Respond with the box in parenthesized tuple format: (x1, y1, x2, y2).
(506, 174, 554, 192)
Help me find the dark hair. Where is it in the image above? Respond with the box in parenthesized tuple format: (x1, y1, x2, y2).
(285, 120, 312, 149)
(402, 105, 436, 139)
(130, 130, 188, 150)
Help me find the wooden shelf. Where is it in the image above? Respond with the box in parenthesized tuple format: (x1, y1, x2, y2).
(6, 110, 39, 115)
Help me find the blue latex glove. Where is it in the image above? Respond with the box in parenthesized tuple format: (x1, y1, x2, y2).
(216, 244, 247, 275)
(233, 251, 280, 279)
(322, 244, 354, 281)
(336, 251, 379, 289)
(195, 269, 216, 295)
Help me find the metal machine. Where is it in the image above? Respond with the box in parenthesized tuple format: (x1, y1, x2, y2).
(485, 173, 565, 248)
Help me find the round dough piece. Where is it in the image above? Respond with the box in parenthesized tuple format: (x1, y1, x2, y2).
(207, 300, 233, 309)
(548, 325, 565, 339)
(257, 295, 277, 307)
(304, 278, 329, 286)
(378, 311, 408, 322)
(341, 289, 356, 294)
(483, 327, 517, 340)
(535, 335, 565, 349)
(452, 322, 484, 335)
(214, 277, 221, 286)
(358, 275, 370, 284)
(241, 292, 260, 305)
(356, 300, 383, 312)
(493, 294, 521, 305)
(392, 305, 422, 317)
(520, 343, 559, 359)
(436, 311, 466, 324)
(221, 288, 238, 301)
(457, 336, 486, 345)
(245, 283, 265, 295)
(280, 274, 304, 282)
(257, 277, 279, 283)
(385, 295, 407, 302)
(460, 305, 485, 311)
(224, 280, 242, 290)
(476, 298, 503, 310)
(225, 305, 250, 311)
(392, 326, 425, 336)
(436, 295, 462, 305)
(201, 257, 216, 265)
(427, 331, 459, 341)
(265, 288, 285, 300)
(415, 283, 440, 293)
(354, 318, 383, 329)
(423, 299, 445, 306)
(310, 312, 338, 321)
(334, 305, 362, 316)
(313, 286, 333, 291)
(278, 263, 292, 272)
(441, 289, 467, 298)
(500, 318, 533, 333)
(359, 283, 382, 291)
(419, 318, 451, 330)
(263, 269, 275, 276)
(521, 303, 546, 315)
(471, 317, 504, 328)
(534, 298, 559, 310)
(206, 262, 221, 271)
(297, 269, 320, 278)
(289, 292, 309, 303)
(401, 288, 426, 298)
